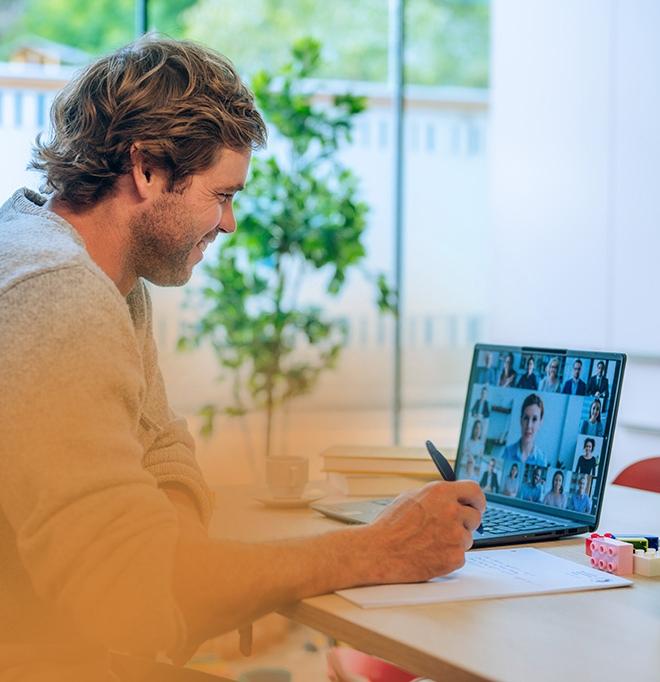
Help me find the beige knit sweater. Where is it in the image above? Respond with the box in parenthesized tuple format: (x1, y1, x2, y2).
(0, 189, 213, 681)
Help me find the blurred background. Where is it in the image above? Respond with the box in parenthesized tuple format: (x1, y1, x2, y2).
(2, 0, 659, 488)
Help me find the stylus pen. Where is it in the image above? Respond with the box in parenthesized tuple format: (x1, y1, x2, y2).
(425, 440, 484, 534)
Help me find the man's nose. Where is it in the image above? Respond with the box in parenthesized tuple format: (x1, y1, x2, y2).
(220, 204, 237, 233)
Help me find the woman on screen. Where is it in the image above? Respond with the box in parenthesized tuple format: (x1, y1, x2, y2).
(580, 398, 604, 437)
(517, 356, 538, 390)
(502, 462, 520, 497)
(575, 437, 598, 476)
(502, 393, 547, 467)
(464, 419, 485, 460)
(498, 352, 517, 387)
(543, 470, 567, 508)
(539, 356, 562, 393)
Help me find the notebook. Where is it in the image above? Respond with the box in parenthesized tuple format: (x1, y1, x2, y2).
(312, 343, 627, 548)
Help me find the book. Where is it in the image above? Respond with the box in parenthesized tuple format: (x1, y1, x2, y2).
(337, 547, 632, 608)
(327, 472, 438, 497)
(321, 445, 456, 477)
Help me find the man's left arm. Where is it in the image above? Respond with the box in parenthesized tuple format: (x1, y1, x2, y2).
(133, 282, 214, 526)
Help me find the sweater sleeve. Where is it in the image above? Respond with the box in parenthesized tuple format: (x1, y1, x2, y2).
(132, 282, 214, 526)
(0, 266, 187, 657)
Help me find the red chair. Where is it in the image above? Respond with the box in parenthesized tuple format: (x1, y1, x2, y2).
(327, 648, 418, 682)
(612, 457, 660, 493)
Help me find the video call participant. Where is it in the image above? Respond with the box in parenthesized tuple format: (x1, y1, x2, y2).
(539, 356, 562, 393)
(542, 471, 567, 508)
(562, 358, 587, 395)
(502, 462, 520, 497)
(498, 352, 517, 387)
(587, 360, 610, 409)
(575, 437, 598, 476)
(519, 466, 544, 503)
(476, 351, 498, 385)
(516, 356, 538, 390)
(465, 419, 485, 460)
(479, 458, 500, 493)
(567, 475, 592, 513)
(580, 398, 604, 437)
(502, 393, 547, 467)
(470, 386, 491, 418)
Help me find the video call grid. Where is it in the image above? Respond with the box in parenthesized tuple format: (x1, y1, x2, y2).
(457, 349, 619, 516)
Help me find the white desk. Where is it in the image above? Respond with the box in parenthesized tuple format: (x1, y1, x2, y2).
(211, 485, 660, 682)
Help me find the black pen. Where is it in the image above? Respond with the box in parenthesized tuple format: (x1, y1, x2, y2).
(425, 440, 484, 534)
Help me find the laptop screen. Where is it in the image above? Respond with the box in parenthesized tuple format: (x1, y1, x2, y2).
(455, 344, 626, 522)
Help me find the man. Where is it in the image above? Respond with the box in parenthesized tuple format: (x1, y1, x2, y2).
(586, 360, 609, 410)
(476, 351, 497, 385)
(479, 458, 500, 494)
(470, 385, 491, 418)
(0, 38, 485, 681)
(562, 358, 587, 395)
(567, 475, 592, 513)
(519, 466, 544, 503)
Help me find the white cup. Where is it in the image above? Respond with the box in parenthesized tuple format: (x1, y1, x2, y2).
(266, 456, 309, 499)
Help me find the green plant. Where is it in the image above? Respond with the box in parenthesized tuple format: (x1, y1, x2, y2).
(178, 38, 395, 458)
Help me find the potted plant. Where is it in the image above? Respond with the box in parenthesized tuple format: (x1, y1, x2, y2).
(178, 38, 395, 459)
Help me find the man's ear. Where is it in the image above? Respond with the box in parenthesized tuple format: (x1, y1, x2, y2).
(129, 144, 168, 200)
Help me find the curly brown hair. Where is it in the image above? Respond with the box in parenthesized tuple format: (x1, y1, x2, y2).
(30, 36, 267, 207)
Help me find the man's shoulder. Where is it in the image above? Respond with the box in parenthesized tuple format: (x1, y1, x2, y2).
(0, 188, 93, 294)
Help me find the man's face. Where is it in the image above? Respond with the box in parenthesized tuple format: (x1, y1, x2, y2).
(573, 361, 582, 379)
(130, 148, 251, 287)
(597, 362, 605, 376)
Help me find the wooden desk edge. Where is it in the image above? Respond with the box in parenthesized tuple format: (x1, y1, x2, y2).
(278, 600, 492, 682)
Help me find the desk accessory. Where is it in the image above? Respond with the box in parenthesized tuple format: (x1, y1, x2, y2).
(321, 445, 445, 477)
(588, 537, 633, 575)
(633, 548, 660, 577)
(336, 547, 632, 608)
(266, 456, 308, 498)
(585, 532, 615, 556)
(327, 472, 432, 496)
(254, 489, 325, 509)
(615, 533, 659, 550)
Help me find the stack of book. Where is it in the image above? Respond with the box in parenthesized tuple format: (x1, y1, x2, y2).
(321, 445, 457, 496)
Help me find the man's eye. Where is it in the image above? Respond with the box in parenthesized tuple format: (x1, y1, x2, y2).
(216, 193, 232, 204)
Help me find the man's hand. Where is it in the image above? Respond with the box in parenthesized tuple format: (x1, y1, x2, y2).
(361, 480, 486, 584)
(162, 479, 485, 660)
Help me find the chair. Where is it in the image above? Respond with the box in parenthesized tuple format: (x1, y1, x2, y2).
(612, 457, 660, 493)
(326, 648, 418, 682)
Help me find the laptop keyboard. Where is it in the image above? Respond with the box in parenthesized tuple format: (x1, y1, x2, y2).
(481, 507, 565, 535)
(367, 500, 566, 536)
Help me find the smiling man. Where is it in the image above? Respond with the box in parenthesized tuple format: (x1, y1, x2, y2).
(0, 37, 485, 682)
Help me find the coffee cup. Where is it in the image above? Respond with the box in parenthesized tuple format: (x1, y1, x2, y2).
(266, 456, 309, 499)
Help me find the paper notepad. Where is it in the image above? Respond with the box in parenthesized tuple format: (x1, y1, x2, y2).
(337, 548, 632, 608)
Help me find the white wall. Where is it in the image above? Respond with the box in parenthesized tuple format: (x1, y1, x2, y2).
(489, 0, 660, 477)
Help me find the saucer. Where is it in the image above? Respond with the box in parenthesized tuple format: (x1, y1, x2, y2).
(254, 489, 326, 509)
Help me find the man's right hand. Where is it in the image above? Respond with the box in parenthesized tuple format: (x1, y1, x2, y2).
(359, 480, 486, 585)
(166, 479, 485, 658)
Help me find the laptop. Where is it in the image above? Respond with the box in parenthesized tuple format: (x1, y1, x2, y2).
(312, 343, 627, 548)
